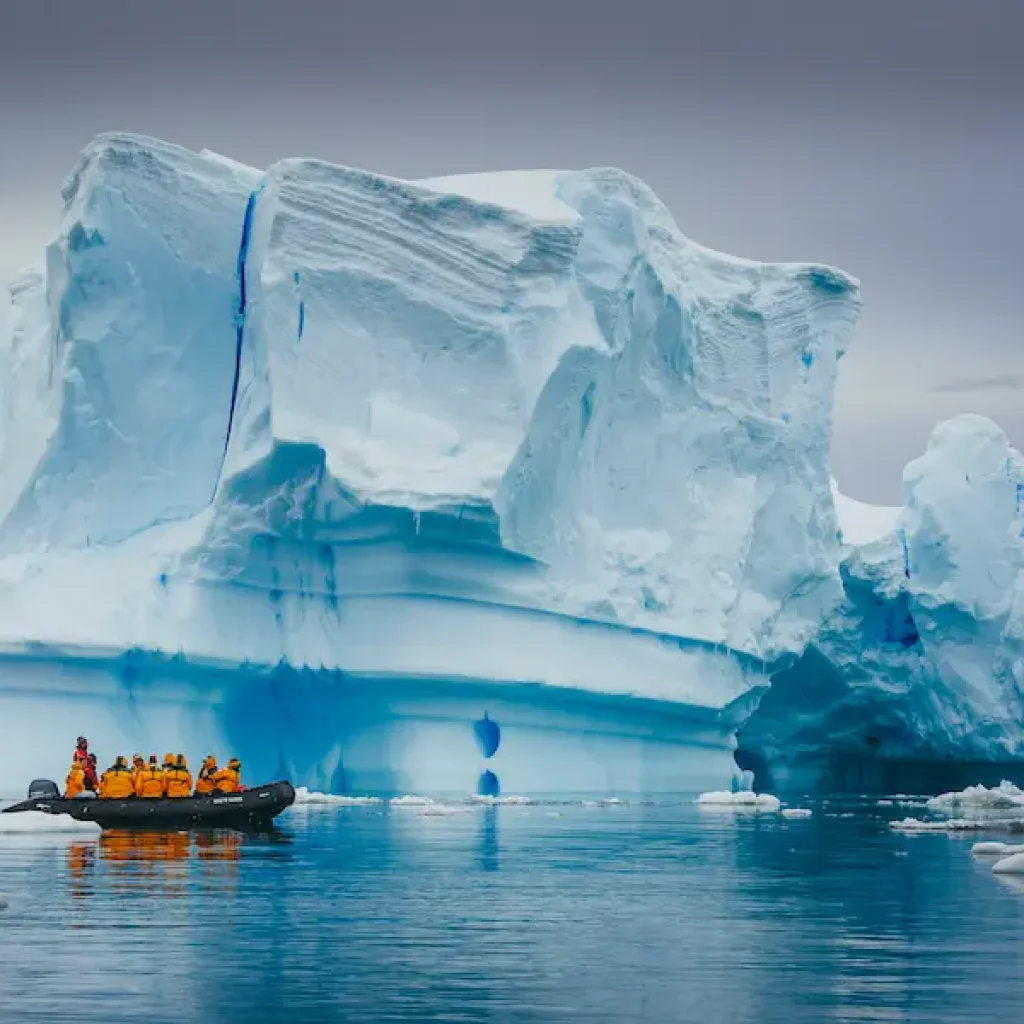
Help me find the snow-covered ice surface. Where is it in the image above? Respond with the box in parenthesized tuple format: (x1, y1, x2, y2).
(0, 133, 862, 797)
(741, 415, 1024, 792)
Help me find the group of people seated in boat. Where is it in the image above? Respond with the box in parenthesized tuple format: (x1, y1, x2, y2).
(64, 737, 242, 800)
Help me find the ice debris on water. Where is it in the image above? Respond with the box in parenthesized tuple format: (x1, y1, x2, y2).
(781, 808, 813, 819)
(971, 841, 1024, 857)
(926, 781, 1024, 813)
(992, 852, 1024, 875)
(0, 812, 100, 835)
(890, 816, 1021, 834)
(292, 788, 383, 806)
(696, 791, 782, 813)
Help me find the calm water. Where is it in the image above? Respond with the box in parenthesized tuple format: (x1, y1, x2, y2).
(1, 797, 1023, 1023)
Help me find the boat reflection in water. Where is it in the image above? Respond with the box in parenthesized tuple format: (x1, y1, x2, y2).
(65, 829, 289, 898)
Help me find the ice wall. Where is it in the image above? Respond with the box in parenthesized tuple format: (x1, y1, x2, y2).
(0, 134, 861, 795)
(741, 415, 1024, 791)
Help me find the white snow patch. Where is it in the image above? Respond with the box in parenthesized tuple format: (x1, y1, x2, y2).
(831, 481, 901, 546)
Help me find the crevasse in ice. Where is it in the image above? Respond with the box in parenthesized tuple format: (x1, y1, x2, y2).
(0, 133, 860, 795)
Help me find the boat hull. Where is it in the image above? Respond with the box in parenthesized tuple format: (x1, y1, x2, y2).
(0, 781, 296, 829)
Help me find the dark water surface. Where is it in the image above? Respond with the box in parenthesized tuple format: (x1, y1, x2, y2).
(1, 798, 1023, 1023)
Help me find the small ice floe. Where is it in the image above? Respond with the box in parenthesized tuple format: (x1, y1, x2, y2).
(889, 816, 1008, 833)
(389, 796, 435, 807)
(293, 788, 382, 806)
(876, 800, 895, 807)
(992, 852, 1024, 875)
(470, 795, 532, 806)
(0, 812, 100, 835)
(781, 808, 813, 819)
(971, 841, 1024, 857)
(696, 791, 782, 813)
(926, 781, 1024, 814)
(600, 797, 622, 806)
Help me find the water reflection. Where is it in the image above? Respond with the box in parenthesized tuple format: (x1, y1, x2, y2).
(64, 829, 286, 898)
(478, 805, 499, 871)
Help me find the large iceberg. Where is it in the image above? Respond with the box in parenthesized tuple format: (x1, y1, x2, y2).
(0, 133, 860, 796)
(740, 414, 1024, 792)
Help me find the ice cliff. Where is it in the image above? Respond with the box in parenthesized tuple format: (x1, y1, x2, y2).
(740, 415, 1024, 792)
(0, 133, 860, 796)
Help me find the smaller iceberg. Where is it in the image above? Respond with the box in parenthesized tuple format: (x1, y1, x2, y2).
(696, 791, 782, 812)
(927, 781, 1024, 814)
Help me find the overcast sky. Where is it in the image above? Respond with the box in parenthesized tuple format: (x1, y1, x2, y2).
(1, 0, 1020, 503)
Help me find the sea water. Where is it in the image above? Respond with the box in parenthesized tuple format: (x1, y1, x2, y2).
(0, 798, 1023, 1023)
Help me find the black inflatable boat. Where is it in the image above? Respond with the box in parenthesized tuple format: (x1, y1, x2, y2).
(1, 779, 296, 830)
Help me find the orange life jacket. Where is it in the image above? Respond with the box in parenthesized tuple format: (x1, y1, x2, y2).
(135, 766, 166, 799)
(99, 766, 135, 800)
(164, 767, 193, 798)
(195, 759, 218, 795)
(212, 765, 240, 794)
(65, 764, 86, 798)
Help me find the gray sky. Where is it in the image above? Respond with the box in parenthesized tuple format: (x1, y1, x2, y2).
(1, 0, 1021, 503)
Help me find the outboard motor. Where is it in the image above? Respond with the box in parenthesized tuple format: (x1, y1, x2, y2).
(27, 779, 59, 800)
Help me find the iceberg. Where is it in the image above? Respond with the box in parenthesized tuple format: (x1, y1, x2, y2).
(740, 415, 1024, 793)
(0, 133, 861, 797)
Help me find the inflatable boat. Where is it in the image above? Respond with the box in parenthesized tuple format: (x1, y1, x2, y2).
(1, 779, 296, 830)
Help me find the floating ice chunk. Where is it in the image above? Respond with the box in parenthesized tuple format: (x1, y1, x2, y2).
(470, 794, 532, 806)
(0, 812, 100, 835)
(889, 816, 1019, 833)
(927, 781, 1024, 813)
(292, 788, 383, 806)
(782, 808, 813, 819)
(696, 791, 782, 812)
(992, 852, 1024, 874)
(971, 841, 1024, 857)
(389, 796, 435, 807)
(876, 800, 894, 807)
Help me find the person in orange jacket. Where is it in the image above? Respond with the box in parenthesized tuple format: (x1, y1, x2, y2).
(135, 755, 166, 799)
(212, 758, 242, 794)
(99, 756, 135, 799)
(165, 755, 193, 798)
(130, 754, 145, 787)
(194, 755, 219, 795)
(65, 760, 87, 798)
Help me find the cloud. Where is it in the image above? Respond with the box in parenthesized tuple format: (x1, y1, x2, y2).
(929, 373, 1024, 395)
